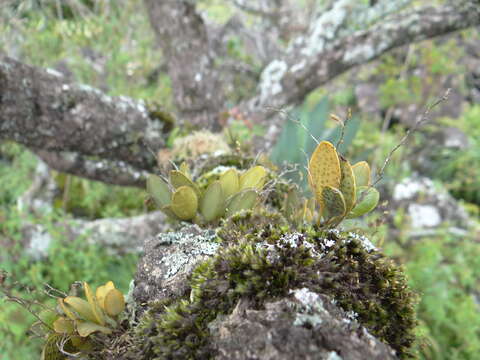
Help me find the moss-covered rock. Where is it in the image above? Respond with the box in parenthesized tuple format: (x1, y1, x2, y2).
(126, 211, 417, 359)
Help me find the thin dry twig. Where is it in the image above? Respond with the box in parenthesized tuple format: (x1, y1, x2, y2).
(372, 88, 451, 186)
(265, 106, 321, 149)
(335, 109, 352, 153)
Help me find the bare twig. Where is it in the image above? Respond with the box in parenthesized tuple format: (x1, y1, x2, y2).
(265, 106, 321, 149)
(335, 109, 352, 153)
(372, 88, 451, 186)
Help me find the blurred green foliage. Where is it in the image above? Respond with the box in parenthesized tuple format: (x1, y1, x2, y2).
(427, 106, 480, 206)
(53, 173, 146, 219)
(383, 231, 480, 360)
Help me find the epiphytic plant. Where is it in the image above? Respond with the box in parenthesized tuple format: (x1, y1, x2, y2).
(41, 281, 125, 359)
(305, 140, 380, 227)
(147, 163, 267, 223)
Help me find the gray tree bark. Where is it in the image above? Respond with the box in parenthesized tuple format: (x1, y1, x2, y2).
(1, 1, 479, 185)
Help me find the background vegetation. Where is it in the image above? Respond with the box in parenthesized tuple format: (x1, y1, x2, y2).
(1, 1, 479, 359)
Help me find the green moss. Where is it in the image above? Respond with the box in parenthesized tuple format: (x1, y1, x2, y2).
(147, 102, 176, 134)
(134, 213, 418, 359)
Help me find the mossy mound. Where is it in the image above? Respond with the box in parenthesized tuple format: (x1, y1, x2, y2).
(132, 212, 417, 359)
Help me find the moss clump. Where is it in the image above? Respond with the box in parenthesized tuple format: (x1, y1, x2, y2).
(134, 213, 417, 359)
(147, 102, 176, 134)
(217, 209, 289, 243)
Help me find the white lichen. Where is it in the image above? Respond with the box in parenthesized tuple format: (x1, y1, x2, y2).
(259, 59, 288, 103)
(326, 351, 343, 360)
(297, 0, 351, 58)
(408, 204, 442, 228)
(157, 230, 219, 279)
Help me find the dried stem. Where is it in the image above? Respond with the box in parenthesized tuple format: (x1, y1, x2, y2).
(372, 88, 451, 187)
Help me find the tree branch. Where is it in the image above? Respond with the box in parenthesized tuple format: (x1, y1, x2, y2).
(0, 56, 167, 180)
(240, 0, 480, 150)
(35, 150, 148, 187)
(143, 0, 226, 129)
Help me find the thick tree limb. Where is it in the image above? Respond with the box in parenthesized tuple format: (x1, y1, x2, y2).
(13, 160, 167, 260)
(143, 0, 226, 129)
(0, 56, 165, 173)
(20, 211, 168, 260)
(35, 150, 148, 187)
(240, 0, 480, 150)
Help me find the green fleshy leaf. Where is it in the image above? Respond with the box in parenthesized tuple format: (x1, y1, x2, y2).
(160, 204, 181, 220)
(348, 186, 379, 218)
(38, 309, 58, 328)
(219, 168, 239, 199)
(200, 181, 225, 221)
(352, 161, 371, 187)
(171, 186, 198, 221)
(103, 289, 125, 317)
(63, 297, 97, 323)
(225, 189, 258, 217)
(170, 170, 201, 196)
(76, 320, 112, 337)
(146, 174, 171, 208)
(239, 166, 267, 190)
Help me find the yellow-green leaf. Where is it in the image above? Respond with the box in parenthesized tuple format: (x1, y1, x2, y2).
(352, 161, 371, 187)
(146, 174, 171, 207)
(171, 186, 198, 220)
(53, 317, 75, 334)
(103, 288, 125, 317)
(83, 282, 105, 326)
(348, 186, 379, 218)
(76, 321, 112, 337)
(179, 162, 191, 179)
(322, 186, 346, 219)
(170, 170, 201, 197)
(225, 189, 258, 217)
(160, 204, 181, 220)
(219, 168, 240, 198)
(308, 141, 341, 208)
(63, 297, 97, 324)
(200, 181, 225, 221)
(58, 298, 77, 321)
(239, 166, 267, 190)
(339, 156, 356, 214)
(96, 281, 115, 310)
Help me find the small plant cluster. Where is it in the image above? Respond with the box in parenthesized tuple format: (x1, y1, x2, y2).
(302, 140, 380, 227)
(40, 281, 125, 359)
(146, 163, 267, 223)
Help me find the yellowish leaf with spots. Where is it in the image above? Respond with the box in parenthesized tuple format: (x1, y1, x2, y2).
(308, 141, 341, 209)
